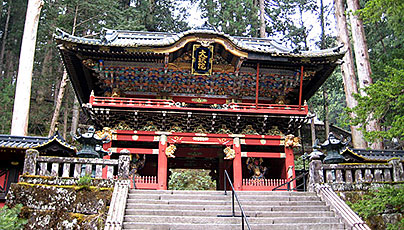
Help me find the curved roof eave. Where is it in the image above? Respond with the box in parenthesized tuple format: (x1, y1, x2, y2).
(54, 28, 346, 59)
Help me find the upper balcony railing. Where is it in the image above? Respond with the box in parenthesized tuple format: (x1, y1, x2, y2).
(89, 95, 308, 116)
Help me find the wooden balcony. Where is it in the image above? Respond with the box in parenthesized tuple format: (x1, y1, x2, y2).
(89, 95, 308, 116)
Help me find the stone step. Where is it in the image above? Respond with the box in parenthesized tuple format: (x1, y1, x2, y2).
(122, 190, 345, 229)
(127, 193, 320, 201)
(126, 203, 331, 212)
(123, 215, 341, 225)
(123, 222, 345, 230)
(126, 198, 326, 206)
(128, 189, 317, 196)
(125, 209, 336, 218)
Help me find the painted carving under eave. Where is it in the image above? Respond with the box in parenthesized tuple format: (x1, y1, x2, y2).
(223, 146, 235, 160)
(285, 134, 301, 148)
(165, 144, 177, 158)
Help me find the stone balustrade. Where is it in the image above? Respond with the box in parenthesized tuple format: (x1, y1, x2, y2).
(23, 149, 130, 179)
(309, 158, 404, 191)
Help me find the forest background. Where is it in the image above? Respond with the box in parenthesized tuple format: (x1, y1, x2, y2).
(0, 0, 402, 149)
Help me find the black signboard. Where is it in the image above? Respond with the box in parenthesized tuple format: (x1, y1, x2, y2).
(192, 44, 213, 75)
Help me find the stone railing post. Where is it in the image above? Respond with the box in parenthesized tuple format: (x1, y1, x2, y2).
(118, 155, 130, 179)
(389, 159, 404, 182)
(23, 149, 39, 175)
(308, 159, 323, 192)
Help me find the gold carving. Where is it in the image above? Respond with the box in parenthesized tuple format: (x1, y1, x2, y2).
(165, 144, 176, 158)
(82, 59, 96, 69)
(224, 146, 236, 160)
(266, 126, 284, 136)
(241, 125, 259, 135)
(191, 98, 208, 103)
(113, 121, 131, 130)
(285, 134, 301, 148)
(95, 127, 113, 141)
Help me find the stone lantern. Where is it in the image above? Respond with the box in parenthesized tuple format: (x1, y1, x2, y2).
(74, 126, 108, 158)
(322, 132, 346, 164)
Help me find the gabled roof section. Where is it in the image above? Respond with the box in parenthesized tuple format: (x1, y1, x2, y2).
(32, 132, 77, 154)
(341, 148, 404, 162)
(0, 133, 77, 156)
(54, 28, 345, 58)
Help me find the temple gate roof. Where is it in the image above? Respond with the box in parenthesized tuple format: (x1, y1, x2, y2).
(55, 28, 345, 108)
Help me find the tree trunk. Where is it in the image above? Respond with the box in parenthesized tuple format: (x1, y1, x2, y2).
(259, 0, 265, 38)
(0, 2, 11, 79)
(70, 96, 80, 136)
(48, 70, 68, 137)
(346, 0, 383, 149)
(334, 0, 367, 148)
(63, 89, 69, 140)
(11, 0, 44, 136)
(319, 0, 325, 49)
(323, 87, 329, 137)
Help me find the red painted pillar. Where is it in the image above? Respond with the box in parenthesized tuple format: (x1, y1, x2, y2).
(157, 134, 168, 190)
(102, 141, 112, 179)
(284, 146, 296, 189)
(232, 137, 242, 191)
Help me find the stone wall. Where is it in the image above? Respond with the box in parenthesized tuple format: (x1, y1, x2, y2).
(6, 176, 114, 230)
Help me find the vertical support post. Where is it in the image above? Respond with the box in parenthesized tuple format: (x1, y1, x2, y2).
(299, 65, 304, 109)
(389, 159, 404, 182)
(102, 141, 112, 179)
(308, 159, 324, 192)
(23, 149, 39, 175)
(232, 137, 242, 191)
(285, 146, 296, 189)
(255, 63, 260, 107)
(89, 90, 95, 104)
(158, 134, 168, 190)
(118, 155, 131, 179)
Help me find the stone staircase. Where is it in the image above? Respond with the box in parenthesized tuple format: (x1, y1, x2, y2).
(123, 189, 346, 230)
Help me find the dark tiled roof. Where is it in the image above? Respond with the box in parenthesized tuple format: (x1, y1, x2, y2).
(0, 133, 76, 152)
(342, 148, 404, 162)
(54, 28, 346, 58)
(0, 135, 47, 149)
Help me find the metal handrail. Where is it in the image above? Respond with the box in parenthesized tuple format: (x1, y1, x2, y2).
(223, 170, 251, 230)
(272, 171, 308, 191)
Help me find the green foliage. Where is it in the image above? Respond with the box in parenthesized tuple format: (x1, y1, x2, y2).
(77, 174, 92, 190)
(198, 0, 259, 36)
(347, 185, 404, 229)
(0, 204, 27, 230)
(168, 169, 216, 190)
(308, 70, 348, 129)
(132, 0, 189, 32)
(265, 0, 319, 49)
(359, 0, 404, 83)
(345, 59, 404, 146)
(358, 0, 404, 36)
(0, 77, 15, 134)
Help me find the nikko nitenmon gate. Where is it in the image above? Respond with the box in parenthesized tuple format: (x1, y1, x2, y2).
(55, 27, 344, 191)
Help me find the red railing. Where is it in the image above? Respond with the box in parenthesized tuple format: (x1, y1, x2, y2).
(242, 178, 288, 190)
(90, 96, 308, 115)
(130, 175, 158, 189)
